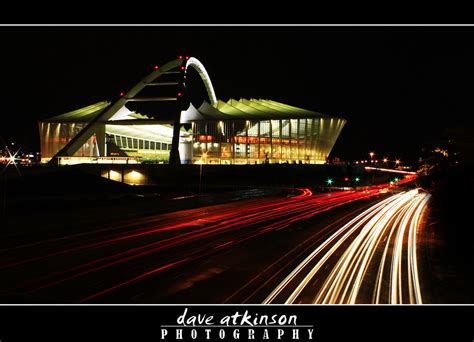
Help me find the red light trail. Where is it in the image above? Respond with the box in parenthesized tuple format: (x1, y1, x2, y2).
(0, 178, 416, 302)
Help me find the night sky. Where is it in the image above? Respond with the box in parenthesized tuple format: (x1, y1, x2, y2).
(1, 26, 473, 162)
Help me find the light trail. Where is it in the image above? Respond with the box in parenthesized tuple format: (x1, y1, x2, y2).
(364, 166, 417, 175)
(0, 177, 416, 302)
(264, 189, 430, 304)
(74, 189, 385, 302)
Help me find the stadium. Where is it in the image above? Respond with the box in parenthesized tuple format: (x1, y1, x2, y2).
(39, 57, 346, 166)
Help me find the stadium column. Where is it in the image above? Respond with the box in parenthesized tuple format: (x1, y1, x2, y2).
(257, 121, 261, 163)
(232, 121, 236, 164)
(279, 119, 283, 162)
(297, 119, 300, 161)
(245, 122, 249, 163)
(269, 120, 273, 163)
(169, 118, 181, 165)
(289, 119, 292, 161)
(96, 124, 106, 157)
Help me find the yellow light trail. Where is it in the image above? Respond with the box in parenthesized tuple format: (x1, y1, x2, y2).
(263, 189, 431, 304)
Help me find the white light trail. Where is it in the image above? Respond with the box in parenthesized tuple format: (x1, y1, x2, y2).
(364, 166, 416, 175)
(264, 189, 431, 304)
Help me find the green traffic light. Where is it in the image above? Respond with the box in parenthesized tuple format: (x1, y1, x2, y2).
(326, 178, 333, 185)
(355, 177, 360, 182)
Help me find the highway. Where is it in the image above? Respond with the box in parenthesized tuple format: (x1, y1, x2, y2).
(263, 189, 431, 304)
(0, 176, 429, 304)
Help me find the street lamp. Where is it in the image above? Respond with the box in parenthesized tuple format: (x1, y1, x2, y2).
(199, 152, 208, 195)
(369, 152, 374, 163)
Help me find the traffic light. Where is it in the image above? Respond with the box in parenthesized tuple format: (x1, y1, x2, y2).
(355, 177, 360, 182)
(326, 178, 333, 185)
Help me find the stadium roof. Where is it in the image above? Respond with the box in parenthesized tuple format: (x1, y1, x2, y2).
(188, 98, 334, 121)
(43, 101, 111, 122)
(42, 98, 343, 124)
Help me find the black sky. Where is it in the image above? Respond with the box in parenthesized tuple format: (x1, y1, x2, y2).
(0, 26, 473, 162)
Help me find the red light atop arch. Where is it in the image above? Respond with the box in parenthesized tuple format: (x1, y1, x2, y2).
(177, 92, 182, 97)
(119, 92, 125, 97)
(154, 65, 159, 70)
(180, 66, 185, 71)
(179, 55, 183, 60)
(185, 56, 190, 60)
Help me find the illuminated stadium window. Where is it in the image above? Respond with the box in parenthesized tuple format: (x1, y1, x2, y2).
(115, 135, 121, 147)
(121, 136, 127, 148)
(145, 140, 150, 149)
(156, 142, 162, 150)
(150, 141, 155, 150)
(167, 144, 172, 150)
(139, 139, 144, 149)
(127, 138, 133, 148)
(133, 139, 138, 149)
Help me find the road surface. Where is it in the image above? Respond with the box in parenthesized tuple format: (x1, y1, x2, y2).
(0, 178, 429, 304)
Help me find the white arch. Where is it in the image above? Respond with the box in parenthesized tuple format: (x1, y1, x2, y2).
(185, 57, 218, 107)
(52, 57, 218, 159)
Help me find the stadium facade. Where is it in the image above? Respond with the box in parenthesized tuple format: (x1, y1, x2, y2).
(39, 57, 346, 166)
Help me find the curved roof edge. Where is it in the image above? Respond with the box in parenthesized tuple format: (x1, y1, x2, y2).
(42, 101, 111, 123)
(42, 98, 346, 124)
(185, 98, 346, 121)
